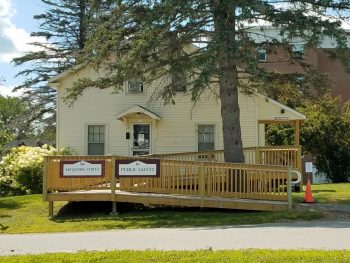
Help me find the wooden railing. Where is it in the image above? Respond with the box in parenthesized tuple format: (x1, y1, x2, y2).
(255, 146, 301, 171)
(43, 155, 117, 192)
(148, 146, 301, 172)
(44, 155, 293, 202)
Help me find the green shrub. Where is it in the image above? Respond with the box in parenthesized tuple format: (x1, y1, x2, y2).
(0, 174, 23, 196)
(266, 95, 350, 183)
(16, 166, 43, 194)
(0, 145, 71, 196)
(265, 124, 294, 146)
(301, 96, 350, 182)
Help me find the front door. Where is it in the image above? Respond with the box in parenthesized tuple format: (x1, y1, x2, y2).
(132, 124, 151, 156)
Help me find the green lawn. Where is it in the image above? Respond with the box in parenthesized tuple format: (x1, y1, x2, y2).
(293, 183, 350, 205)
(0, 194, 322, 234)
(1, 250, 350, 263)
(2, 183, 349, 234)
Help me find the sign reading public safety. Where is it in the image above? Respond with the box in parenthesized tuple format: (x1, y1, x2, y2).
(116, 159, 160, 177)
(60, 160, 104, 177)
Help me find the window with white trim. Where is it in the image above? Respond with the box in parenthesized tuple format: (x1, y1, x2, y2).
(127, 79, 144, 93)
(197, 125, 215, 151)
(87, 125, 105, 155)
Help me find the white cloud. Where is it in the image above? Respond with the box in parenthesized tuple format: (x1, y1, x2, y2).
(0, 84, 23, 97)
(0, 0, 46, 63)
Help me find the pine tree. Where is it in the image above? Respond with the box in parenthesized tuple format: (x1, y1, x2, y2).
(65, 0, 350, 162)
(12, 0, 92, 136)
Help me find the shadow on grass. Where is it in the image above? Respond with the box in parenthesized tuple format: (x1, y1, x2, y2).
(0, 223, 9, 231)
(51, 201, 256, 226)
(0, 199, 22, 210)
(47, 201, 324, 230)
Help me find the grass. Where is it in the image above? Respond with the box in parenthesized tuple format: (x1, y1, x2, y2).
(293, 183, 350, 205)
(0, 194, 322, 234)
(1, 250, 350, 263)
(2, 183, 348, 234)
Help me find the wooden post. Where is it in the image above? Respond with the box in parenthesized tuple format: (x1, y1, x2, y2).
(255, 148, 261, 164)
(112, 201, 117, 215)
(49, 201, 54, 216)
(199, 162, 205, 208)
(42, 156, 48, 202)
(294, 120, 300, 146)
(207, 152, 213, 162)
(110, 158, 119, 215)
(287, 167, 292, 211)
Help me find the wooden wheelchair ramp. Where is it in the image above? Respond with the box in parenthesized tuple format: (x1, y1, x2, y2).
(43, 155, 296, 215)
(47, 190, 289, 212)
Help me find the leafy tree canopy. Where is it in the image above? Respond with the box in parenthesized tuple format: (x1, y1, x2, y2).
(0, 96, 32, 154)
(12, 0, 94, 131)
(64, 0, 350, 162)
(301, 95, 350, 182)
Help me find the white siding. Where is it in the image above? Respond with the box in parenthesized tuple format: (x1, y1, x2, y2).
(256, 94, 306, 121)
(55, 68, 302, 155)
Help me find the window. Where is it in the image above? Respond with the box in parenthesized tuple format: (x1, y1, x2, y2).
(292, 44, 304, 60)
(172, 71, 187, 92)
(295, 75, 305, 84)
(87, 125, 105, 155)
(257, 49, 267, 62)
(127, 79, 144, 93)
(294, 75, 306, 94)
(197, 125, 215, 151)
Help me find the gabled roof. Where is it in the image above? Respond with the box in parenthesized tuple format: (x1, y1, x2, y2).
(116, 105, 161, 121)
(48, 69, 74, 84)
(256, 93, 306, 121)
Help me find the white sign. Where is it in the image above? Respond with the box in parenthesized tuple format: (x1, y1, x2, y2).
(138, 133, 145, 142)
(118, 160, 158, 176)
(62, 161, 103, 177)
(274, 116, 289, 121)
(305, 162, 313, 173)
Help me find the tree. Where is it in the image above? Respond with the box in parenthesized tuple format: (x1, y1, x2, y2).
(12, 0, 93, 131)
(265, 93, 350, 182)
(301, 95, 350, 182)
(65, 0, 350, 163)
(0, 96, 33, 154)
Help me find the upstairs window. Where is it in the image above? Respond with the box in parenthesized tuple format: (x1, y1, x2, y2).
(257, 48, 267, 62)
(172, 71, 187, 92)
(294, 75, 306, 94)
(127, 79, 144, 93)
(292, 44, 304, 60)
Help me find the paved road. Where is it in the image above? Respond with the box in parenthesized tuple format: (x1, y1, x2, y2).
(1, 220, 350, 255)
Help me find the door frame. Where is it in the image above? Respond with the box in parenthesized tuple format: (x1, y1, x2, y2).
(130, 123, 152, 156)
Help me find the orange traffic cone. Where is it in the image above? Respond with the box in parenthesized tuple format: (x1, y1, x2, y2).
(303, 178, 315, 203)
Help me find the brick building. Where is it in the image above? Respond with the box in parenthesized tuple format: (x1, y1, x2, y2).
(252, 27, 350, 101)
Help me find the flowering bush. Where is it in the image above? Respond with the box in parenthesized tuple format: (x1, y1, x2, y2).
(0, 145, 71, 196)
(0, 174, 20, 196)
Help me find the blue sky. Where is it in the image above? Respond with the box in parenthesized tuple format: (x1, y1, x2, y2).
(0, 0, 45, 96)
